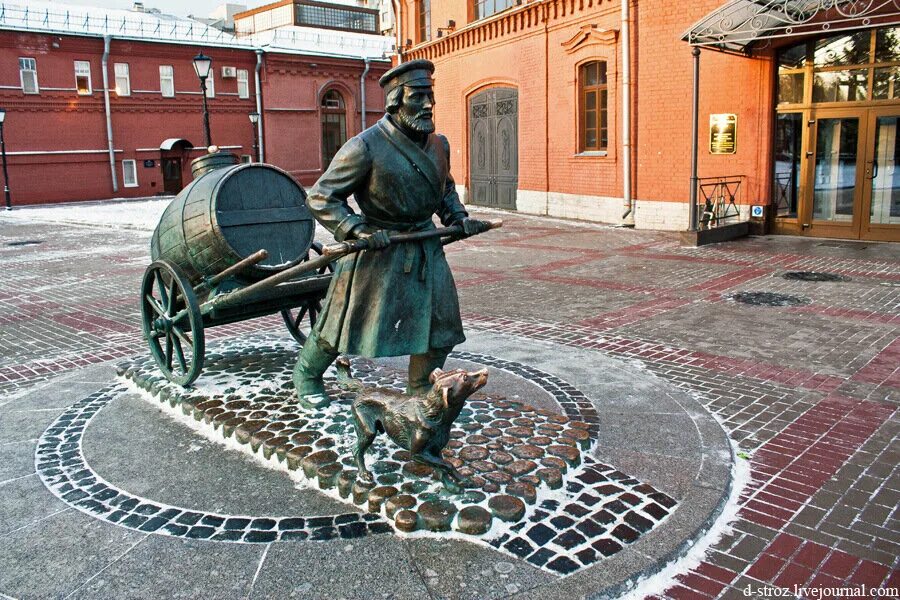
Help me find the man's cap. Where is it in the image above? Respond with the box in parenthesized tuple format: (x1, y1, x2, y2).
(379, 59, 435, 94)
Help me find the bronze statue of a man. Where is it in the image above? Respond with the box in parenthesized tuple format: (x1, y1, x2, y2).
(293, 59, 489, 409)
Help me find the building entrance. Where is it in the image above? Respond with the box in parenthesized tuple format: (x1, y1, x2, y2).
(772, 27, 900, 242)
(161, 158, 183, 195)
(468, 87, 518, 210)
(775, 107, 899, 242)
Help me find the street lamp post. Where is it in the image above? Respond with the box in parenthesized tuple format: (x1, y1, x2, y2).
(192, 52, 213, 149)
(0, 108, 11, 210)
(248, 112, 260, 163)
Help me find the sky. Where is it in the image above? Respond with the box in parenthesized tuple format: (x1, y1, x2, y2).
(45, 0, 360, 19)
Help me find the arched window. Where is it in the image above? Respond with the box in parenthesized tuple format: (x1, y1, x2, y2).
(580, 61, 608, 152)
(321, 90, 347, 169)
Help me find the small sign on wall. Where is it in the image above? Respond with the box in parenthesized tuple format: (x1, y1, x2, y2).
(751, 205, 764, 218)
(709, 113, 737, 154)
(143, 159, 156, 168)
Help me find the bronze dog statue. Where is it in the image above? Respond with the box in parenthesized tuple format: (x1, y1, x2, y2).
(337, 358, 488, 492)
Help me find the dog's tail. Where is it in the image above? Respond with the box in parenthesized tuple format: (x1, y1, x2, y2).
(335, 356, 365, 393)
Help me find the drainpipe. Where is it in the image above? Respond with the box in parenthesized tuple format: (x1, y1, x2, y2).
(360, 57, 371, 131)
(620, 0, 633, 225)
(392, 0, 403, 62)
(254, 49, 265, 163)
(102, 35, 118, 192)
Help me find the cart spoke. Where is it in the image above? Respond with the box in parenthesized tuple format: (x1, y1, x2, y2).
(165, 334, 174, 370)
(293, 305, 308, 329)
(145, 294, 167, 317)
(154, 270, 169, 310)
(170, 308, 191, 325)
(167, 279, 178, 316)
(172, 325, 193, 348)
(172, 337, 188, 373)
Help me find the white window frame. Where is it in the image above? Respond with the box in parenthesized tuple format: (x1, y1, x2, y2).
(240, 154, 252, 163)
(19, 57, 38, 94)
(205, 72, 215, 98)
(237, 69, 249, 99)
(122, 159, 138, 187)
(74, 60, 92, 95)
(159, 65, 174, 97)
(114, 63, 130, 96)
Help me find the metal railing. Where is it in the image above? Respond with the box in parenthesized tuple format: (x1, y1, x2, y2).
(695, 175, 744, 230)
(0, 2, 393, 57)
(0, 2, 252, 46)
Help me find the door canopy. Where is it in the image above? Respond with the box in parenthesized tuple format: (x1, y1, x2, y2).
(683, 0, 900, 52)
(160, 138, 194, 151)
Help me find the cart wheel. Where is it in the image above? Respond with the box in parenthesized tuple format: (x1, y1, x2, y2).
(141, 259, 205, 387)
(282, 242, 334, 345)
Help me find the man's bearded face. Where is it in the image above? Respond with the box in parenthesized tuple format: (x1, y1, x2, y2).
(396, 85, 435, 135)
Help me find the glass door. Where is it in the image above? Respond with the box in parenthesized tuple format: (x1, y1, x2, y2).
(804, 110, 866, 238)
(771, 26, 900, 241)
(862, 108, 900, 241)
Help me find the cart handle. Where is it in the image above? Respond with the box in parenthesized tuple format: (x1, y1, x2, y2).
(322, 219, 503, 256)
(206, 219, 502, 313)
(196, 249, 269, 294)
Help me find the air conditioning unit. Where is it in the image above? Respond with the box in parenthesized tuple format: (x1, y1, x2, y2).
(221, 66, 237, 78)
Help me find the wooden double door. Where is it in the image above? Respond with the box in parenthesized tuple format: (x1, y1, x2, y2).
(774, 106, 900, 241)
(468, 87, 518, 210)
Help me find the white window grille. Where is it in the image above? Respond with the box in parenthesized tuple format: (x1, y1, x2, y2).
(237, 69, 249, 99)
(74, 61, 92, 95)
(160, 65, 174, 97)
(114, 63, 131, 96)
(19, 57, 38, 94)
(123, 160, 138, 187)
(205, 72, 215, 98)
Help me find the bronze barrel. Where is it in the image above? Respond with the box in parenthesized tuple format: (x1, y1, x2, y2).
(150, 158, 315, 288)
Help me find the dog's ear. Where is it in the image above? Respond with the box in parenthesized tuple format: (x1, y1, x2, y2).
(429, 368, 444, 384)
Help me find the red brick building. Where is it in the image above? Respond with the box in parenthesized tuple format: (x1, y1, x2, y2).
(0, 1, 391, 205)
(395, 0, 900, 241)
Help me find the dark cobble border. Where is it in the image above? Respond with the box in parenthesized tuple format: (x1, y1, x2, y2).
(35, 385, 392, 544)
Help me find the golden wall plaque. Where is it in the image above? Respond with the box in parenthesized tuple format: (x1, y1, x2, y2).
(709, 113, 737, 154)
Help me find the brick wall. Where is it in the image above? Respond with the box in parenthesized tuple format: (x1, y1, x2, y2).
(0, 31, 387, 204)
(401, 0, 777, 229)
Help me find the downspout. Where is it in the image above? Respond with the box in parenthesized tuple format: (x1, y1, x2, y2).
(360, 57, 371, 131)
(392, 0, 403, 62)
(544, 5, 550, 215)
(102, 35, 118, 192)
(254, 49, 265, 163)
(620, 0, 633, 225)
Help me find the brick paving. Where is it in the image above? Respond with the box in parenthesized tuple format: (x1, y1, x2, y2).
(1, 209, 898, 597)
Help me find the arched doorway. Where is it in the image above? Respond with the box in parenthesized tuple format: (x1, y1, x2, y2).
(321, 90, 347, 170)
(468, 87, 518, 209)
(159, 138, 193, 195)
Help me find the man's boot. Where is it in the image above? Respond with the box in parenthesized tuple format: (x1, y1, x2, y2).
(292, 331, 338, 410)
(407, 346, 452, 396)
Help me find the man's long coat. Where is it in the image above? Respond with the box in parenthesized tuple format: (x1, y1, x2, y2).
(307, 115, 469, 357)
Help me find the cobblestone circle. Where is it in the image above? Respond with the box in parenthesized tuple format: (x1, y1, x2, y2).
(38, 335, 678, 575)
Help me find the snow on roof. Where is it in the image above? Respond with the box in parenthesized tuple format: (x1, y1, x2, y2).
(0, 0, 393, 59)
